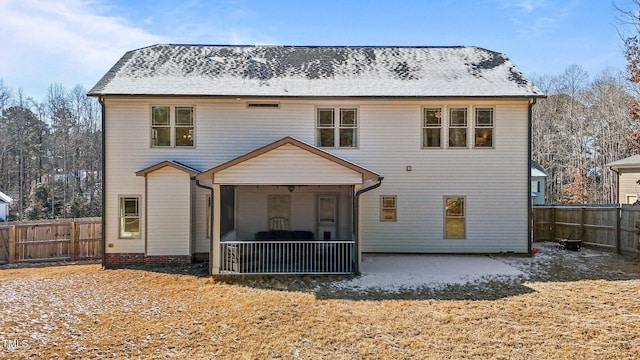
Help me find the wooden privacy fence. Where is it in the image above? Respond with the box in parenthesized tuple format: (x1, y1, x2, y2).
(533, 205, 640, 253)
(0, 218, 101, 264)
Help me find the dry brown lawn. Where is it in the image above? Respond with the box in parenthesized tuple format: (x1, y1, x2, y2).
(1, 255, 639, 359)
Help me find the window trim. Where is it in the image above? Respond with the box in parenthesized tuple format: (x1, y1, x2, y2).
(422, 107, 443, 149)
(150, 105, 196, 148)
(380, 195, 398, 222)
(118, 195, 141, 239)
(474, 107, 494, 149)
(444, 195, 466, 239)
(448, 107, 468, 148)
(316, 107, 359, 149)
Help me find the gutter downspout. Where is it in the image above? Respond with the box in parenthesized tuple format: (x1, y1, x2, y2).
(353, 176, 384, 274)
(195, 179, 214, 275)
(528, 98, 536, 255)
(99, 96, 106, 269)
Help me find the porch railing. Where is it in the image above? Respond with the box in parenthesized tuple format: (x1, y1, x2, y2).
(220, 240, 356, 274)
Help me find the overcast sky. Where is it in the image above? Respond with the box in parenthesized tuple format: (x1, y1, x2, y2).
(0, 0, 634, 101)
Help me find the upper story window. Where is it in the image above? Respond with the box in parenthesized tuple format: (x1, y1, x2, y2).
(316, 108, 358, 148)
(151, 106, 194, 147)
(422, 108, 442, 148)
(448, 108, 467, 148)
(474, 108, 494, 148)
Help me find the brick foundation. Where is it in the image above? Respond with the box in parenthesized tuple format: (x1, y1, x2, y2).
(104, 253, 194, 267)
(144, 255, 192, 265)
(104, 253, 145, 267)
(192, 252, 210, 263)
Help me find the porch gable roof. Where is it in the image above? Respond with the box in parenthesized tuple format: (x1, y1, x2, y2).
(135, 160, 201, 177)
(196, 136, 381, 184)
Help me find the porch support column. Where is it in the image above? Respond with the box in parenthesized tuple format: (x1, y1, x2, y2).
(212, 184, 221, 274)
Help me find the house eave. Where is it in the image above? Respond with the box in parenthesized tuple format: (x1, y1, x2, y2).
(87, 93, 546, 101)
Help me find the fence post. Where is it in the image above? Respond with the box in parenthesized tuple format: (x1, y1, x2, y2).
(581, 207, 587, 242)
(70, 220, 76, 261)
(551, 207, 557, 241)
(616, 205, 622, 254)
(9, 225, 16, 264)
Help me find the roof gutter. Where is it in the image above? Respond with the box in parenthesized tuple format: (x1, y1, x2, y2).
(195, 179, 214, 275)
(353, 176, 384, 274)
(88, 94, 545, 101)
(99, 96, 106, 269)
(528, 98, 536, 255)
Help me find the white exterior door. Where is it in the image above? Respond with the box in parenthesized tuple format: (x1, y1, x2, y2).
(317, 195, 337, 240)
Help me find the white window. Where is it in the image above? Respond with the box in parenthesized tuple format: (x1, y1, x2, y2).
(380, 195, 397, 221)
(448, 108, 467, 148)
(422, 108, 442, 148)
(316, 108, 358, 148)
(268, 195, 291, 230)
(474, 108, 493, 148)
(151, 106, 194, 147)
(444, 196, 465, 239)
(119, 196, 140, 238)
(531, 181, 540, 193)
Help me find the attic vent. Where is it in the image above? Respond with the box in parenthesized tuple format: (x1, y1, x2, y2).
(247, 103, 280, 109)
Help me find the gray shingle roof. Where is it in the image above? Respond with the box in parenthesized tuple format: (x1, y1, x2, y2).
(607, 154, 640, 169)
(530, 160, 547, 177)
(88, 44, 544, 98)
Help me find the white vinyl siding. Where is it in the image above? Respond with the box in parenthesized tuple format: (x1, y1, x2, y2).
(214, 143, 363, 185)
(354, 102, 529, 253)
(103, 97, 530, 256)
(193, 186, 211, 253)
(618, 169, 640, 204)
(146, 166, 192, 256)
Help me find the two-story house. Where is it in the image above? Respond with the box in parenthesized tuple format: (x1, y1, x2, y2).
(89, 45, 544, 275)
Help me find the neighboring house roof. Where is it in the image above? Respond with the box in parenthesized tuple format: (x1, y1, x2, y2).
(530, 160, 547, 177)
(0, 191, 12, 204)
(606, 155, 640, 170)
(88, 44, 544, 98)
(196, 136, 382, 183)
(136, 160, 201, 177)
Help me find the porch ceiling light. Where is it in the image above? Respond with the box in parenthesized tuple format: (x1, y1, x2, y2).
(287, 185, 295, 193)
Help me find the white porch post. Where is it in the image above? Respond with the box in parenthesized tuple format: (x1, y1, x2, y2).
(212, 184, 221, 274)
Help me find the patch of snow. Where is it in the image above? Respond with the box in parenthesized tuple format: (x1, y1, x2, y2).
(333, 254, 525, 293)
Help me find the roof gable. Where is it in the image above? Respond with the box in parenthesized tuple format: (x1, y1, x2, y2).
(196, 136, 381, 184)
(530, 160, 547, 177)
(89, 45, 544, 98)
(136, 160, 200, 177)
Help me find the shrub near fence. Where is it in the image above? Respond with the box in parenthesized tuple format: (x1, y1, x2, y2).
(0, 218, 101, 264)
(533, 205, 640, 253)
